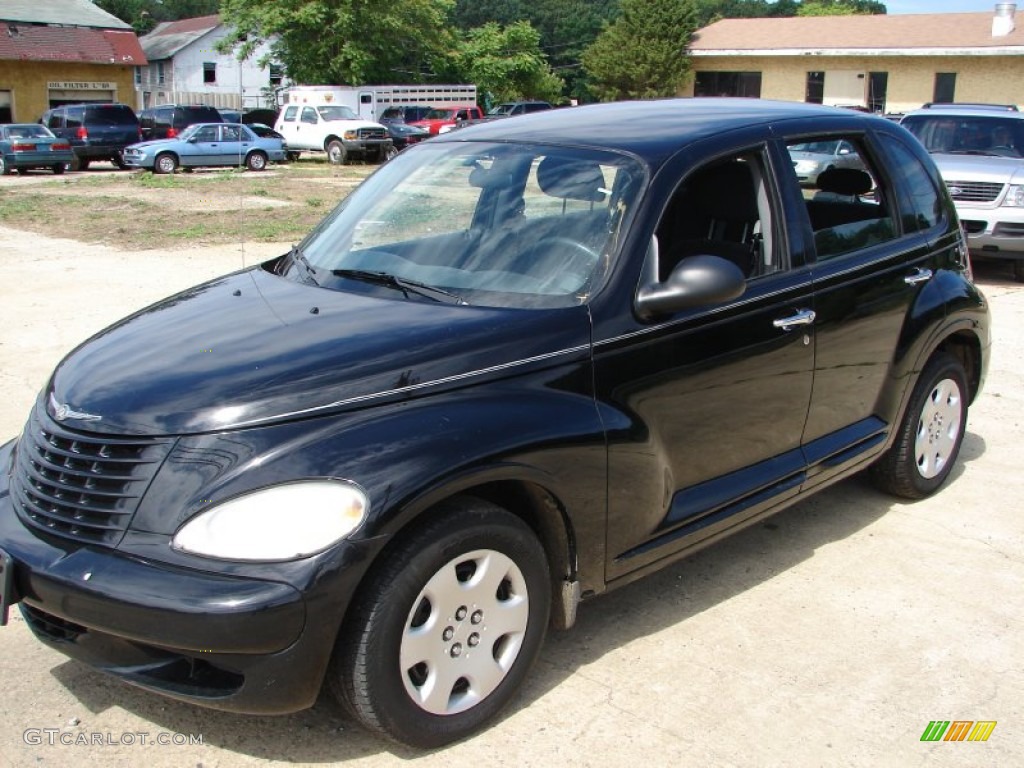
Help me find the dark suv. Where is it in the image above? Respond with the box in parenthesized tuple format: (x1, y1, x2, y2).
(0, 100, 990, 748)
(137, 104, 223, 141)
(40, 102, 141, 170)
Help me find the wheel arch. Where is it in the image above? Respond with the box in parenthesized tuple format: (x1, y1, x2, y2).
(933, 329, 984, 405)
(323, 135, 344, 151)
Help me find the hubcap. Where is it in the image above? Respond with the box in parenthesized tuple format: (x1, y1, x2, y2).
(914, 376, 963, 479)
(400, 549, 529, 715)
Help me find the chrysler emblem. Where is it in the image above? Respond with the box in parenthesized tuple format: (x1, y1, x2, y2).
(49, 392, 101, 422)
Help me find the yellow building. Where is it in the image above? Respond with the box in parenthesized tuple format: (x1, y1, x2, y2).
(687, 4, 1024, 115)
(0, 0, 147, 123)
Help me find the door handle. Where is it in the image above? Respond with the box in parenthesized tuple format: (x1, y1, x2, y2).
(904, 267, 933, 286)
(773, 309, 816, 331)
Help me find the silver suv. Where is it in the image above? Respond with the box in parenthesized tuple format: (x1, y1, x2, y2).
(902, 103, 1024, 281)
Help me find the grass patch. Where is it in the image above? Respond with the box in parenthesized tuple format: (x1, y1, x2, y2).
(0, 165, 372, 249)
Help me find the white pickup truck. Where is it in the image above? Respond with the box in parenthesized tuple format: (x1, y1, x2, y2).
(274, 104, 394, 164)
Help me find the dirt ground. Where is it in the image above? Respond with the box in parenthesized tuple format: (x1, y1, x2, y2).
(0, 215, 1021, 766)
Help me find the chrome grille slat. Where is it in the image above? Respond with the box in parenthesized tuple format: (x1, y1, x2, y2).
(11, 406, 173, 547)
(947, 181, 1003, 203)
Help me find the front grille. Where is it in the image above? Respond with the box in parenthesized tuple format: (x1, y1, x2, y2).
(357, 127, 387, 141)
(11, 407, 173, 547)
(21, 604, 87, 643)
(947, 181, 1003, 203)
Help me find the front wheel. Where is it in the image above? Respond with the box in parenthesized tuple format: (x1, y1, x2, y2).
(870, 352, 969, 498)
(52, 164, 65, 175)
(0, 156, 9, 175)
(1013, 259, 1024, 283)
(326, 139, 347, 165)
(153, 153, 177, 174)
(381, 145, 399, 162)
(331, 498, 551, 748)
(245, 151, 267, 171)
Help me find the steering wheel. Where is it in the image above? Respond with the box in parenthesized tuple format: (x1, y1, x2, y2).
(519, 236, 601, 293)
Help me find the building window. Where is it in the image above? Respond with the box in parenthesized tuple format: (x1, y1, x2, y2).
(934, 73, 956, 104)
(134, 67, 141, 86)
(157, 62, 165, 85)
(806, 72, 825, 104)
(269, 64, 284, 87)
(693, 71, 762, 98)
(203, 62, 216, 84)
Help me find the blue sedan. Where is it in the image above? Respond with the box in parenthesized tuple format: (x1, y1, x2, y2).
(0, 124, 74, 175)
(122, 122, 288, 174)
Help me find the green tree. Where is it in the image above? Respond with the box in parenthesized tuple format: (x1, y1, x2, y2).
(582, 0, 698, 101)
(434, 22, 564, 104)
(798, 0, 886, 15)
(218, 0, 456, 85)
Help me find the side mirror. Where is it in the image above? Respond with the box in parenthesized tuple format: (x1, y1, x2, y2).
(187, 136, 199, 143)
(635, 238, 746, 320)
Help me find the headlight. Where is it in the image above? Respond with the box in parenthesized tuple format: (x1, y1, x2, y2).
(1002, 185, 1024, 207)
(793, 160, 821, 175)
(172, 481, 367, 561)
(438, 124, 454, 134)
(343, 130, 358, 140)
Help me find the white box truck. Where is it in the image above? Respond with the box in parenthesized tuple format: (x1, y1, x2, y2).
(281, 84, 478, 122)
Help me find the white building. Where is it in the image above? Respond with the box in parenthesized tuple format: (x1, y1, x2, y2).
(136, 15, 286, 111)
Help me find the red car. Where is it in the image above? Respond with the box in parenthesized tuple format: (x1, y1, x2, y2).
(409, 105, 483, 135)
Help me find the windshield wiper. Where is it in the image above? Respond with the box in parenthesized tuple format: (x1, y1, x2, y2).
(331, 269, 467, 305)
(288, 245, 319, 286)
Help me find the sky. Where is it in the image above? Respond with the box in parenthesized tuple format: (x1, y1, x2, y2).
(884, 0, 1013, 13)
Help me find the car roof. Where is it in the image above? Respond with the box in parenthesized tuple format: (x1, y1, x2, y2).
(903, 104, 1024, 119)
(437, 98, 893, 163)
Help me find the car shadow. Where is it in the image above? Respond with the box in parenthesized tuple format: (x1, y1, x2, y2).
(48, 430, 987, 758)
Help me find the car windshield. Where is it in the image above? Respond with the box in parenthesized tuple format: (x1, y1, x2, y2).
(294, 141, 645, 309)
(318, 106, 358, 121)
(423, 108, 456, 120)
(902, 114, 1024, 158)
(488, 104, 514, 116)
(6, 125, 53, 139)
(177, 124, 202, 140)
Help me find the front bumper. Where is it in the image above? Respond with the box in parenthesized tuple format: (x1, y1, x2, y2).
(0, 439, 376, 714)
(342, 138, 393, 155)
(956, 203, 1024, 259)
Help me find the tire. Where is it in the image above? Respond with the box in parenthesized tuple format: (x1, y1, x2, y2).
(111, 152, 128, 170)
(0, 156, 8, 175)
(382, 145, 399, 162)
(870, 352, 969, 499)
(153, 153, 177, 175)
(1013, 259, 1024, 283)
(245, 151, 267, 171)
(287, 151, 301, 162)
(76, 158, 90, 172)
(331, 497, 551, 748)
(326, 139, 347, 165)
(52, 164, 65, 175)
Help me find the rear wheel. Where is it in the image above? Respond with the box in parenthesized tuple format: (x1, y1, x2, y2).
(1013, 259, 1024, 283)
(111, 152, 128, 170)
(154, 153, 177, 174)
(245, 151, 267, 171)
(870, 352, 969, 498)
(382, 145, 399, 162)
(331, 498, 551, 748)
(0, 156, 8, 175)
(326, 139, 347, 165)
(52, 164, 65, 175)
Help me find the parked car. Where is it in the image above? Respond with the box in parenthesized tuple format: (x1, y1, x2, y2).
(379, 105, 434, 125)
(122, 122, 287, 173)
(138, 104, 224, 141)
(787, 138, 865, 186)
(901, 103, 1024, 281)
(0, 100, 990, 749)
(39, 102, 141, 170)
(385, 121, 430, 151)
(0, 123, 73, 175)
(453, 101, 555, 131)
(409, 104, 483, 135)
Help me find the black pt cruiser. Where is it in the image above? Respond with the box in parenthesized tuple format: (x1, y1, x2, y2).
(0, 99, 990, 747)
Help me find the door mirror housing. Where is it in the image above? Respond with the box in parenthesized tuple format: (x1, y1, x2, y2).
(635, 238, 746, 320)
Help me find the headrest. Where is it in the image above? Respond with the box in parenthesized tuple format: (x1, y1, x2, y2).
(817, 167, 872, 196)
(536, 156, 607, 202)
(691, 161, 758, 220)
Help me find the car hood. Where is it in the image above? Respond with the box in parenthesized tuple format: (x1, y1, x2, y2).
(930, 152, 1024, 184)
(125, 138, 180, 151)
(47, 267, 590, 437)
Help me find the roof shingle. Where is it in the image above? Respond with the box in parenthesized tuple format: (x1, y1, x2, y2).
(0, 26, 147, 65)
(690, 12, 1024, 54)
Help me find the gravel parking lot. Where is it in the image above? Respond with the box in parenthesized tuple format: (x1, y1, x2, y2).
(0, 217, 1021, 766)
